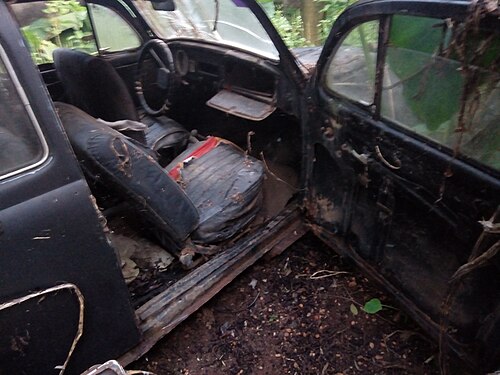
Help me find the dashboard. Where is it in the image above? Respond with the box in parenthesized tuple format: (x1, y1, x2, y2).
(168, 41, 282, 121)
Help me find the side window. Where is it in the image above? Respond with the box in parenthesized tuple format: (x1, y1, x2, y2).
(323, 20, 379, 106)
(11, 0, 98, 64)
(88, 4, 141, 53)
(381, 15, 499, 170)
(0, 47, 47, 178)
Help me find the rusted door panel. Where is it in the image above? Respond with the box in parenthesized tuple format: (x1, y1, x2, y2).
(305, 1, 500, 370)
(0, 7, 139, 374)
(0, 182, 140, 374)
(307, 98, 390, 260)
(308, 88, 500, 369)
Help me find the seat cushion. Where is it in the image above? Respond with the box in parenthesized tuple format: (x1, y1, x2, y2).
(166, 137, 265, 243)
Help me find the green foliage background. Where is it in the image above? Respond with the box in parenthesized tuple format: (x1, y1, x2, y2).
(260, 0, 356, 48)
(24, 0, 353, 62)
(21, 0, 96, 64)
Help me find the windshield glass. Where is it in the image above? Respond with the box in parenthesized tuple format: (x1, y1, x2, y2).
(133, 0, 279, 60)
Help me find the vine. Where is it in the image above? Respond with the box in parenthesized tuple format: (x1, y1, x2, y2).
(438, 3, 500, 372)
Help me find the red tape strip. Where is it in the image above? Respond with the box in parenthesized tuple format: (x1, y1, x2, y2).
(168, 136, 220, 180)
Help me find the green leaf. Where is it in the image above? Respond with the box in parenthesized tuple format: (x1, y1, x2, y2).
(387, 15, 462, 129)
(363, 298, 382, 314)
(350, 303, 358, 316)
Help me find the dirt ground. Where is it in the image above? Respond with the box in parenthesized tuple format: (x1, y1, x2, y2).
(130, 234, 468, 375)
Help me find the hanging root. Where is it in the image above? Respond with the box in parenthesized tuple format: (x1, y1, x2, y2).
(439, 208, 499, 374)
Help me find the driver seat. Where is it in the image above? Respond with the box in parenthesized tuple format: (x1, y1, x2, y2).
(52, 48, 189, 164)
(55, 102, 265, 266)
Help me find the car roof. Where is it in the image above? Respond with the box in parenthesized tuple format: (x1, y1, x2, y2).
(345, 0, 471, 17)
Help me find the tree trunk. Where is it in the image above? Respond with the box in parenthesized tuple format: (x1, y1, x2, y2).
(301, 0, 321, 45)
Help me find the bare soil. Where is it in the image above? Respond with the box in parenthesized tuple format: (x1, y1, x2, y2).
(130, 234, 468, 375)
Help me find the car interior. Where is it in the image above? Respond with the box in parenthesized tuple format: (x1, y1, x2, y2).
(3, 1, 500, 372)
(9, 1, 303, 306)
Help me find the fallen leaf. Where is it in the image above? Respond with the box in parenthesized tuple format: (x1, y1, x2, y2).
(350, 303, 359, 315)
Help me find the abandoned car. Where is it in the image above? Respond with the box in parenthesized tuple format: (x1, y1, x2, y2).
(0, 0, 498, 373)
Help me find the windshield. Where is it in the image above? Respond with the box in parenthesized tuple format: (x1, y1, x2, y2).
(133, 0, 279, 60)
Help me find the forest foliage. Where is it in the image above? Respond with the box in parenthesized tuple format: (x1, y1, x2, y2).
(260, 0, 356, 47)
(21, 0, 95, 64)
(21, 0, 353, 64)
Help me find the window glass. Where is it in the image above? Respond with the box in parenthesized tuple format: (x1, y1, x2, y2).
(133, 0, 279, 60)
(11, 0, 97, 64)
(89, 4, 141, 52)
(381, 15, 499, 170)
(323, 20, 379, 105)
(0, 48, 46, 178)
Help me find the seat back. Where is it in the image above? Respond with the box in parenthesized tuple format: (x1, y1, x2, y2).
(55, 102, 199, 248)
(53, 48, 139, 122)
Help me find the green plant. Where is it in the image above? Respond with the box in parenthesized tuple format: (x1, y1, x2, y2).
(270, 6, 308, 48)
(268, 0, 356, 48)
(317, 0, 356, 44)
(21, 0, 96, 64)
(362, 298, 383, 314)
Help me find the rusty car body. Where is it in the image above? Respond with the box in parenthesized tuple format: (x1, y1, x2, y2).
(0, 0, 498, 373)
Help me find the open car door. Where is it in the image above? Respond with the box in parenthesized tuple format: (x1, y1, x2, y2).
(3, 0, 309, 371)
(0, 6, 139, 374)
(304, 0, 500, 371)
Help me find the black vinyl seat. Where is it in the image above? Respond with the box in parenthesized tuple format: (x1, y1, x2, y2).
(52, 48, 189, 161)
(165, 137, 264, 244)
(55, 103, 264, 261)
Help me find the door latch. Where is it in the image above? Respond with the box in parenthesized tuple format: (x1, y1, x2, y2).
(341, 143, 369, 165)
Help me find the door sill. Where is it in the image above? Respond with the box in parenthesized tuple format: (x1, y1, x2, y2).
(119, 205, 306, 366)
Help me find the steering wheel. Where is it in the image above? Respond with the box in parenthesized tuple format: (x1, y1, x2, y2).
(135, 39, 177, 116)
